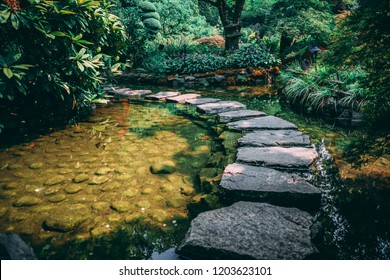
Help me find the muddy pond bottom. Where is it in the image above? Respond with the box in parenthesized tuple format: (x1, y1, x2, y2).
(0, 102, 216, 259)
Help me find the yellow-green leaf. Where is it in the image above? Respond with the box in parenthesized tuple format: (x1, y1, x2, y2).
(3, 68, 13, 79)
(60, 10, 76, 15)
(10, 13, 19, 30)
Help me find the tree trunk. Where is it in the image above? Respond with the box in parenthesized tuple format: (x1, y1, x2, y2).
(201, 0, 245, 51)
(279, 32, 293, 55)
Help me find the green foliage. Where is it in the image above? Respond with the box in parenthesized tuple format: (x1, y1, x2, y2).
(279, 61, 367, 113)
(266, 0, 334, 58)
(0, 0, 127, 130)
(138, 0, 157, 12)
(228, 44, 281, 69)
(140, 11, 160, 20)
(182, 53, 227, 74)
(143, 17, 161, 31)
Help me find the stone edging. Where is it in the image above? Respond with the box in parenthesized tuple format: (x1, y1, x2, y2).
(105, 86, 322, 260)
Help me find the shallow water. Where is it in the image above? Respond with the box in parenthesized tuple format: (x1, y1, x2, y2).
(0, 102, 217, 259)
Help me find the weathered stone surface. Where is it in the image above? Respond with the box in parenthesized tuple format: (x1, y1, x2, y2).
(48, 194, 67, 203)
(146, 91, 181, 100)
(13, 196, 41, 207)
(44, 204, 90, 232)
(73, 174, 89, 183)
(44, 175, 67, 186)
(177, 202, 317, 259)
(0, 233, 37, 260)
(29, 162, 45, 169)
(95, 167, 112, 175)
(64, 185, 82, 194)
(197, 101, 246, 115)
(150, 161, 176, 174)
(238, 130, 311, 147)
(237, 147, 319, 169)
(220, 164, 321, 209)
(166, 94, 201, 103)
(186, 98, 221, 105)
(227, 116, 298, 131)
(218, 110, 266, 123)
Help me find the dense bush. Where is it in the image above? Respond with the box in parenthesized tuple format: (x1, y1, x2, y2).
(228, 44, 281, 69)
(0, 0, 127, 130)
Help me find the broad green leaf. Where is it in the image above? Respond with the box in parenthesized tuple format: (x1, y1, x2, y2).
(13, 64, 34, 70)
(46, 34, 55, 39)
(3, 68, 13, 79)
(76, 39, 93, 45)
(10, 14, 20, 30)
(0, 10, 11, 24)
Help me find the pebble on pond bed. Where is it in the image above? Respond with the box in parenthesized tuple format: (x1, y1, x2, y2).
(13, 196, 41, 207)
(44, 175, 67, 186)
(73, 174, 89, 183)
(111, 201, 132, 213)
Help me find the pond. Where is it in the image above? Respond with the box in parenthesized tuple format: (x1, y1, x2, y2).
(0, 101, 219, 259)
(0, 84, 389, 260)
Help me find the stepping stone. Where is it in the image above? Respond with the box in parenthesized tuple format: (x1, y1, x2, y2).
(237, 147, 318, 170)
(166, 94, 201, 103)
(196, 101, 246, 115)
(186, 98, 221, 105)
(146, 91, 181, 101)
(238, 130, 311, 147)
(177, 201, 318, 260)
(220, 163, 321, 209)
(218, 110, 266, 123)
(228, 116, 297, 131)
(122, 89, 152, 98)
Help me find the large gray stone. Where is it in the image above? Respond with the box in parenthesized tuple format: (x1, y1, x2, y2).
(238, 130, 311, 147)
(196, 101, 246, 115)
(186, 98, 221, 105)
(0, 233, 37, 260)
(166, 94, 201, 103)
(220, 163, 321, 209)
(112, 89, 152, 98)
(177, 201, 318, 259)
(228, 116, 297, 131)
(146, 91, 181, 100)
(237, 147, 318, 169)
(218, 110, 266, 123)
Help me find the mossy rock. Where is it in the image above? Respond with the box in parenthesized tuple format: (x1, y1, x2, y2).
(29, 162, 45, 169)
(141, 11, 160, 20)
(136, 200, 151, 209)
(166, 197, 186, 208)
(111, 201, 132, 213)
(44, 175, 67, 186)
(160, 183, 177, 193)
(92, 202, 110, 211)
(0, 207, 8, 218)
(180, 186, 194, 196)
(91, 226, 110, 237)
(73, 174, 89, 183)
(44, 204, 90, 232)
(124, 189, 138, 198)
(1, 182, 19, 190)
(48, 194, 67, 203)
(125, 213, 143, 223)
(150, 161, 176, 174)
(145, 28, 160, 36)
(143, 18, 161, 31)
(108, 213, 123, 223)
(44, 186, 62, 196)
(64, 185, 82, 194)
(138, 1, 157, 12)
(95, 167, 112, 175)
(101, 182, 122, 192)
(89, 176, 109, 185)
(141, 187, 153, 195)
(13, 196, 41, 207)
(148, 209, 168, 222)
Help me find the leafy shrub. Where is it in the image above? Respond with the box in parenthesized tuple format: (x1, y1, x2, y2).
(0, 0, 127, 128)
(196, 36, 225, 49)
(182, 54, 227, 74)
(228, 44, 281, 69)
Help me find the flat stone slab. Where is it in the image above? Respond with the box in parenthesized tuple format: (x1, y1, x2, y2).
(237, 147, 318, 169)
(220, 163, 321, 209)
(146, 91, 181, 101)
(166, 94, 201, 103)
(218, 110, 266, 123)
(186, 98, 221, 105)
(109, 88, 152, 98)
(238, 130, 311, 147)
(228, 116, 298, 131)
(177, 201, 318, 259)
(196, 101, 247, 115)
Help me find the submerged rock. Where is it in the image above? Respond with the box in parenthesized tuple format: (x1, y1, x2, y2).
(73, 173, 89, 184)
(64, 185, 83, 194)
(44, 204, 90, 232)
(13, 196, 41, 207)
(150, 161, 176, 174)
(111, 201, 132, 213)
(48, 194, 67, 203)
(89, 176, 109, 185)
(44, 175, 67, 186)
(95, 167, 112, 175)
(177, 202, 318, 259)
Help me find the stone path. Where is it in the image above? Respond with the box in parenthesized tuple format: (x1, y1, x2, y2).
(106, 86, 322, 259)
